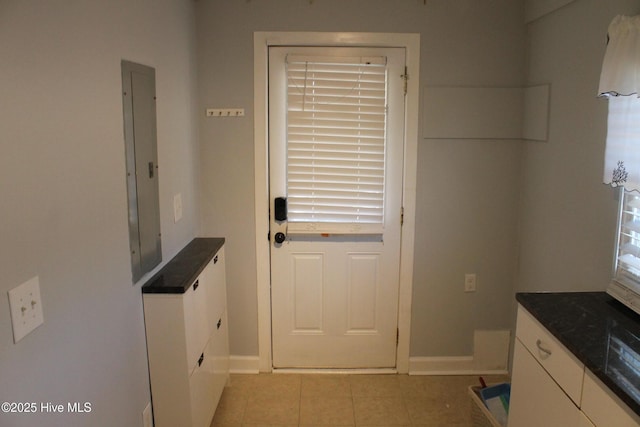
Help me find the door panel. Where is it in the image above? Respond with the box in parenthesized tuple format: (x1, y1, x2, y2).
(292, 253, 324, 332)
(347, 253, 380, 332)
(269, 46, 405, 368)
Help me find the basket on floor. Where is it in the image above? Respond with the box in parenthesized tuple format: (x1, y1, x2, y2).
(468, 385, 503, 427)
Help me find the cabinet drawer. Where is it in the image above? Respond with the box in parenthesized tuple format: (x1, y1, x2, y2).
(189, 344, 216, 427)
(210, 309, 230, 406)
(184, 276, 210, 373)
(509, 340, 583, 427)
(582, 370, 640, 427)
(516, 305, 585, 405)
(207, 247, 227, 324)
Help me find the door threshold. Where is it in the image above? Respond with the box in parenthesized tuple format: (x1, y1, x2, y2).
(271, 367, 398, 375)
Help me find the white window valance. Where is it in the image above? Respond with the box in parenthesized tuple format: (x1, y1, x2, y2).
(599, 15, 640, 98)
(601, 15, 640, 192)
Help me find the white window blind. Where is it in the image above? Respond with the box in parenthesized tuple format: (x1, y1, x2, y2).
(285, 55, 388, 234)
(603, 96, 640, 191)
(614, 190, 640, 294)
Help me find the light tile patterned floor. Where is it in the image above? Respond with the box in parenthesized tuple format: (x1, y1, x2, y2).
(211, 373, 508, 427)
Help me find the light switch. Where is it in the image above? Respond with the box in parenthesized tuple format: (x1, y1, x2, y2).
(8, 276, 44, 343)
(464, 274, 477, 293)
(173, 193, 183, 223)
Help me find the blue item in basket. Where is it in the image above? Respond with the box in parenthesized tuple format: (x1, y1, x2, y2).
(480, 383, 510, 426)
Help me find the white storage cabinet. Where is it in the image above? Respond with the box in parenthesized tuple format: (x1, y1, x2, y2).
(509, 305, 640, 427)
(143, 244, 229, 427)
(509, 306, 585, 427)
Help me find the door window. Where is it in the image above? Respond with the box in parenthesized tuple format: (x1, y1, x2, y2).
(285, 55, 388, 234)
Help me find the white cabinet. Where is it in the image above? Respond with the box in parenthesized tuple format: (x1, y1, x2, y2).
(143, 245, 229, 427)
(509, 304, 640, 427)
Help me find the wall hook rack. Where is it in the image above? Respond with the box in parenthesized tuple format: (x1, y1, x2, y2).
(206, 108, 245, 117)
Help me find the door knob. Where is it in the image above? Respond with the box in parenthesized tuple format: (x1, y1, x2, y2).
(274, 232, 286, 244)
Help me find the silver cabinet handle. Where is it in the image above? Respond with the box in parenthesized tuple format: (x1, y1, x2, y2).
(536, 339, 552, 358)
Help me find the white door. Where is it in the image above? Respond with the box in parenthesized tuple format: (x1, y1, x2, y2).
(269, 46, 406, 368)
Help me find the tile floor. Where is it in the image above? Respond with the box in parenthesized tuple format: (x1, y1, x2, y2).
(210, 373, 508, 427)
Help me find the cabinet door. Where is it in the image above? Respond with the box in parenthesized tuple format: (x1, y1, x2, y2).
(582, 370, 640, 427)
(190, 346, 216, 427)
(184, 277, 210, 373)
(508, 340, 582, 427)
(211, 309, 230, 406)
(207, 247, 227, 332)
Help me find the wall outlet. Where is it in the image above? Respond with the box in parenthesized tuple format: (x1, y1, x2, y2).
(8, 276, 44, 343)
(464, 274, 477, 293)
(142, 402, 153, 427)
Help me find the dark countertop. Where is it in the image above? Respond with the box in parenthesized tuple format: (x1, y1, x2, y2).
(517, 292, 640, 417)
(142, 237, 225, 294)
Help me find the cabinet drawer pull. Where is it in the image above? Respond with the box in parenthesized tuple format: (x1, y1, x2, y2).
(198, 353, 204, 367)
(214, 255, 219, 264)
(193, 280, 199, 291)
(536, 339, 552, 358)
(217, 318, 222, 330)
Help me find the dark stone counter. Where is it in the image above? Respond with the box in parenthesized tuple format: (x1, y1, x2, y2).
(517, 292, 640, 417)
(142, 237, 225, 294)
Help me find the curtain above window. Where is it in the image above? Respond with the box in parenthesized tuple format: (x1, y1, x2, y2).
(598, 15, 640, 98)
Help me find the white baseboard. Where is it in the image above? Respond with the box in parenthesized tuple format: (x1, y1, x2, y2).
(231, 329, 511, 377)
(272, 368, 398, 375)
(409, 330, 511, 376)
(229, 355, 260, 374)
(409, 356, 508, 375)
(228, 357, 397, 375)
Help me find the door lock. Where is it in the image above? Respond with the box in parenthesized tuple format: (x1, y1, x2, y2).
(274, 197, 287, 222)
(274, 232, 286, 244)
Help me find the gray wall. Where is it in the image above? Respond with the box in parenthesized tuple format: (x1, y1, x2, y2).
(0, 1, 200, 426)
(196, 0, 526, 358)
(517, 0, 640, 294)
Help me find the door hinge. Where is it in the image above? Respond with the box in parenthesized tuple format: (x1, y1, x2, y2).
(401, 66, 409, 96)
(396, 328, 400, 346)
(400, 206, 404, 226)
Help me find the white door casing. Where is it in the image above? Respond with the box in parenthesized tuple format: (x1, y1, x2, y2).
(269, 47, 405, 368)
(253, 32, 420, 373)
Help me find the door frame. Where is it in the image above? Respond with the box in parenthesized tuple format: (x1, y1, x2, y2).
(253, 31, 420, 373)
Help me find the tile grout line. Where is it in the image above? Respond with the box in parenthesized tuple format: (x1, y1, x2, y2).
(298, 375, 302, 427)
(349, 379, 356, 427)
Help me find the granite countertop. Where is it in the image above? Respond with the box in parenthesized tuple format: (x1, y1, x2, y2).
(142, 237, 225, 294)
(517, 292, 640, 417)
